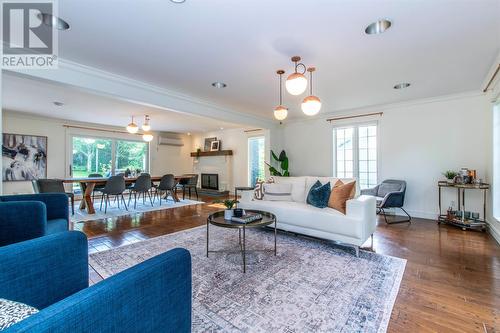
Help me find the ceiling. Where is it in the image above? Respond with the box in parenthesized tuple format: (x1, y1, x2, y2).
(2, 73, 243, 133)
(50, 0, 500, 120)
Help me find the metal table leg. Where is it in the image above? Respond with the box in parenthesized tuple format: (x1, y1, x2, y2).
(206, 219, 209, 257)
(243, 225, 246, 273)
(274, 220, 277, 256)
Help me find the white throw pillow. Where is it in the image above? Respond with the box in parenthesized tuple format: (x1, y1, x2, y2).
(270, 176, 307, 202)
(262, 183, 293, 201)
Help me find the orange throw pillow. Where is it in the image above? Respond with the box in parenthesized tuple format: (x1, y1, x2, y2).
(328, 180, 356, 214)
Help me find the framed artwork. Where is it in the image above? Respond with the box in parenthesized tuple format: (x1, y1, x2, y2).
(204, 137, 217, 151)
(2, 133, 47, 181)
(210, 140, 221, 151)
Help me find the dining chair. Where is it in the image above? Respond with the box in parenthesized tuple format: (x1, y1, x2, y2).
(127, 174, 153, 209)
(88, 173, 104, 201)
(35, 179, 75, 216)
(177, 174, 199, 200)
(98, 176, 127, 213)
(156, 174, 177, 205)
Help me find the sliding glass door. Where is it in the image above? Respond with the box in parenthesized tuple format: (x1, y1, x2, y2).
(71, 136, 149, 179)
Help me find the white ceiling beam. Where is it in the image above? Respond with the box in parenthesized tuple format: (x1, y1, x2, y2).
(6, 59, 275, 129)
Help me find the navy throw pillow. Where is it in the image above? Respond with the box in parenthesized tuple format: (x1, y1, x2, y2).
(306, 181, 331, 208)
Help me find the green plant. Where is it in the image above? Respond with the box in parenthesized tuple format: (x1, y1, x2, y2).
(265, 150, 290, 177)
(196, 148, 202, 157)
(443, 170, 458, 180)
(213, 199, 239, 209)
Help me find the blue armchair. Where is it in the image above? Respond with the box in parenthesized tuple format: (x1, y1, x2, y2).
(0, 193, 69, 246)
(360, 179, 411, 224)
(0, 231, 192, 332)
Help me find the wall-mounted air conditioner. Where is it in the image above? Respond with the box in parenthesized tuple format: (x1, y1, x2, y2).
(158, 136, 184, 146)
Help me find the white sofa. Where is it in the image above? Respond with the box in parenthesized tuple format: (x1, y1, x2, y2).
(238, 176, 377, 256)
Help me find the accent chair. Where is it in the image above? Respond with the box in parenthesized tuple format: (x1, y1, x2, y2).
(360, 179, 411, 224)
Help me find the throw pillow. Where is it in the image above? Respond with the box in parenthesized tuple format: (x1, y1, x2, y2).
(262, 183, 292, 201)
(254, 178, 275, 200)
(0, 298, 38, 330)
(328, 180, 356, 214)
(306, 181, 331, 208)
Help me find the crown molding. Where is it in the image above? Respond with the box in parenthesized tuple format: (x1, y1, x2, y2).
(4, 58, 275, 129)
(283, 90, 486, 124)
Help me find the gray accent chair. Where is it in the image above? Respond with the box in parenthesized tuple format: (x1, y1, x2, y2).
(33, 179, 75, 216)
(155, 174, 177, 205)
(128, 174, 153, 209)
(98, 175, 127, 213)
(360, 179, 411, 224)
(176, 174, 199, 200)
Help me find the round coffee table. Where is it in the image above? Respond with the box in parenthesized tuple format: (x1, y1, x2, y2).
(206, 209, 277, 273)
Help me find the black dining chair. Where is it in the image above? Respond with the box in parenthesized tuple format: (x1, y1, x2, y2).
(98, 175, 127, 213)
(128, 174, 153, 209)
(88, 173, 104, 200)
(176, 174, 199, 200)
(155, 174, 177, 205)
(34, 179, 75, 215)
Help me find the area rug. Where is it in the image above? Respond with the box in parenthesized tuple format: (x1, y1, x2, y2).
(71, 198, 204, 223)
(89, 226, 406, 333)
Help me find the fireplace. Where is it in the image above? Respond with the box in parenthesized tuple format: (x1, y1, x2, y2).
(201, 173, 219, 191)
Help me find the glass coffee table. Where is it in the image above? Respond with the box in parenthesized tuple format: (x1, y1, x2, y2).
(206, 209, 277, 273)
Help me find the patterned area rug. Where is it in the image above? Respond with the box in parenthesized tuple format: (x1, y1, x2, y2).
(89, 226, 406, 333)
(71, 198, 203, 223)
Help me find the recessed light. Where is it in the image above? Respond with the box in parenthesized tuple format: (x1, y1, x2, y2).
(170, 0, 186, 3)
(53, 101, 64, 106)
(212, 82, 227, 89)
(393, 83, 411, 89)
(187, 132, 191, 136)
(365, 19, 392, 35)
(37, 13, 70, 31)
(220, 127, 224, 130)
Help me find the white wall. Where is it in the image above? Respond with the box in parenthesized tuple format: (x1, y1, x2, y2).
(281, 93, 492, 221)
(191, 128, 271, 191)
(2, 110, 193, 194)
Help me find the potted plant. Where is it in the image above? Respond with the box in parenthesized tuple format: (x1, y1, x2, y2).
(214, 199, 239, 219)
(442, 170, 458, 184)
(265, 149, 290, 177)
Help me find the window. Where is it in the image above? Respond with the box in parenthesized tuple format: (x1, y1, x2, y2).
(71, 136, 149, 179)
(494, 103, 500, 220)
(248, 136, 265, 187)
(334, 124, 377, 189)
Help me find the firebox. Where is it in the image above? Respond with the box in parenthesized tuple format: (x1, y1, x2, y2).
(201, 173, 218, 191)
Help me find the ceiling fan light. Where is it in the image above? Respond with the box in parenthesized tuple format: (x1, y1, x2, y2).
(301, 95, 321, 116)
(273, 105, 288, 121)
(285, 72, 308, 95)
(142, 132, 154, 142)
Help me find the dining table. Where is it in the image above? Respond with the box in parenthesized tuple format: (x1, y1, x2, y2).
(63, 175, 193, 214)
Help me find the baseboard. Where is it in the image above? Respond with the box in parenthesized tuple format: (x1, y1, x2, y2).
(394, 209, 437, 221)
(487, 222, 500, 245)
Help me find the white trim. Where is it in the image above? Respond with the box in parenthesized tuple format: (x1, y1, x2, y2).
(5, 59, 275, 129)
(488, 221, 500, 245)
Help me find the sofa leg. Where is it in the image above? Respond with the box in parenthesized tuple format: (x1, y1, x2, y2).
(354, 246, 360, 257)
(371, 234, 374, 249)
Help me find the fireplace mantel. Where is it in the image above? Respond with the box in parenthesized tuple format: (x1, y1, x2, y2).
(190, 150, 233, 157)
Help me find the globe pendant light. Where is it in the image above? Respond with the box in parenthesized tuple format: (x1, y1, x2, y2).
(301, 67, 321, 116)
(142, 115, 151, 131)
(285, 56, 308, 95)
(274, 70, 288, 121)
(142, 132, 154, 142)
(126, 116, 139, 134)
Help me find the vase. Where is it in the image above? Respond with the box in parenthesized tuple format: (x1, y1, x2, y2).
(224, 209, 234, 220)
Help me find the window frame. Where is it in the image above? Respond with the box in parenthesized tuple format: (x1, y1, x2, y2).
(68, 134, 150, 177)
(332, 121, 379, 189)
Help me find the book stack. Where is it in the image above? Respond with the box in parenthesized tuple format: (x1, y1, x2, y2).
(231, 213, 263, 224)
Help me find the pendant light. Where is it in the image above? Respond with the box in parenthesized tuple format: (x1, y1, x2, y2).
(285, 56, 308, 95)
(274, 70, 288, 121)
(301, 67, 321, 116)
(142, 115, 151, 131)
(142, 132, 154, 142)
(126, 116, 138, 134)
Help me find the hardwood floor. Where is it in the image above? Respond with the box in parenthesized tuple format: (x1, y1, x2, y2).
(74, 196, 500, 332)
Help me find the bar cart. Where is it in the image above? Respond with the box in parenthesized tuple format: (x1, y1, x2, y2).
(437, 182, 489, 231)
